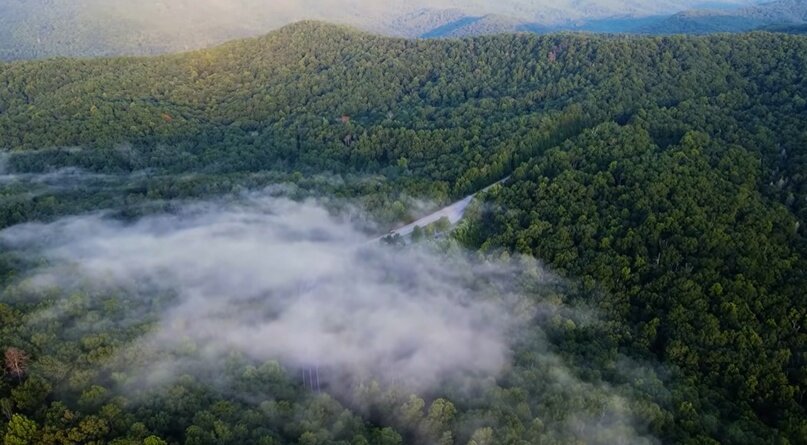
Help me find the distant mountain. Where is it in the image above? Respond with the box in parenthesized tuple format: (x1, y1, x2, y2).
(404, 11, 547, 38)
(0, 0, 764, 60)
(0, 0, 297, 59)
(641, 9, 768, 33)
(424, 14, 546, 38)
(560, 15, 672, 33)
(758, 22, 807, 31)
(386, 8, 471, 37)
(742, 0, 807, 21)
(642, 0, 807, 33)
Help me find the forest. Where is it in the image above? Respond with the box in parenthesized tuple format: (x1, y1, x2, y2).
(0, 22, 805, 444)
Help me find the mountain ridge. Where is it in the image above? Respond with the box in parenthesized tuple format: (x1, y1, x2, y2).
(0, 0, 771, 60)
(643, 0, 807, 33)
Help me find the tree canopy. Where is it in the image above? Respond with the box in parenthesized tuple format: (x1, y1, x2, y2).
(0, 22, 805, 444)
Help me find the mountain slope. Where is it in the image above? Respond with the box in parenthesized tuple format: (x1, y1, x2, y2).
(760, 22, 807, 31)
(386, 8, 471, 37)
(0, 22, 805, 443)
(743, 0, 807, 21)
(644, 0, 807, 33)
(419, 14, 547, 38)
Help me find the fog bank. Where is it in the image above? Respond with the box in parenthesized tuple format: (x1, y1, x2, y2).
(0, 193, 663, 444)
(1, 195, 520, 392)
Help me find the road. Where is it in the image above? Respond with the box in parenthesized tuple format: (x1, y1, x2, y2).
(388, 194, 474, 238)
(381, 177, 508, 239)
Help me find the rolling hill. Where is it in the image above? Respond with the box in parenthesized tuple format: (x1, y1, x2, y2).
(0, 21, 805, 445)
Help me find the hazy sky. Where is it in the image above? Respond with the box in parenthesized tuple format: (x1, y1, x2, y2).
(0, 0, 768, 59)
(110, 0, 763, 25)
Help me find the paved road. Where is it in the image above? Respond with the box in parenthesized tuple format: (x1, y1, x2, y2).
(382, 177, 508, 239)
(388, 194, 474, 238)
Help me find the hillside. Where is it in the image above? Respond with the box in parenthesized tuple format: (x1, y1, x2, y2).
(761, 22, 807, 31)
(0, 22, 805, 444)
(642, 9, 768, 33)
(418, 14, 546, 38)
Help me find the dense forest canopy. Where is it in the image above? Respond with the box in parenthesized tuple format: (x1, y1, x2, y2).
(0, 22, 805, 445)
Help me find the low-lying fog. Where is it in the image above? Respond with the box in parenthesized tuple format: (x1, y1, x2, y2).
(0, 191, 661, 444)
(1, 194, 523, 392)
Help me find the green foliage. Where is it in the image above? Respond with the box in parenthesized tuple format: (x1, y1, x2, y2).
(464, 122, 807, 442)
(142, 436, 167, 445)
(2, 24, 806, 230)
(372, 427, 403, 445)
(3, 414, 37, 445)
(0, 22, 805, 445)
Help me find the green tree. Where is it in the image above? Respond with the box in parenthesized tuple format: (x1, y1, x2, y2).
(143, 435, 168, 445)
(3, 414, 37, 445)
